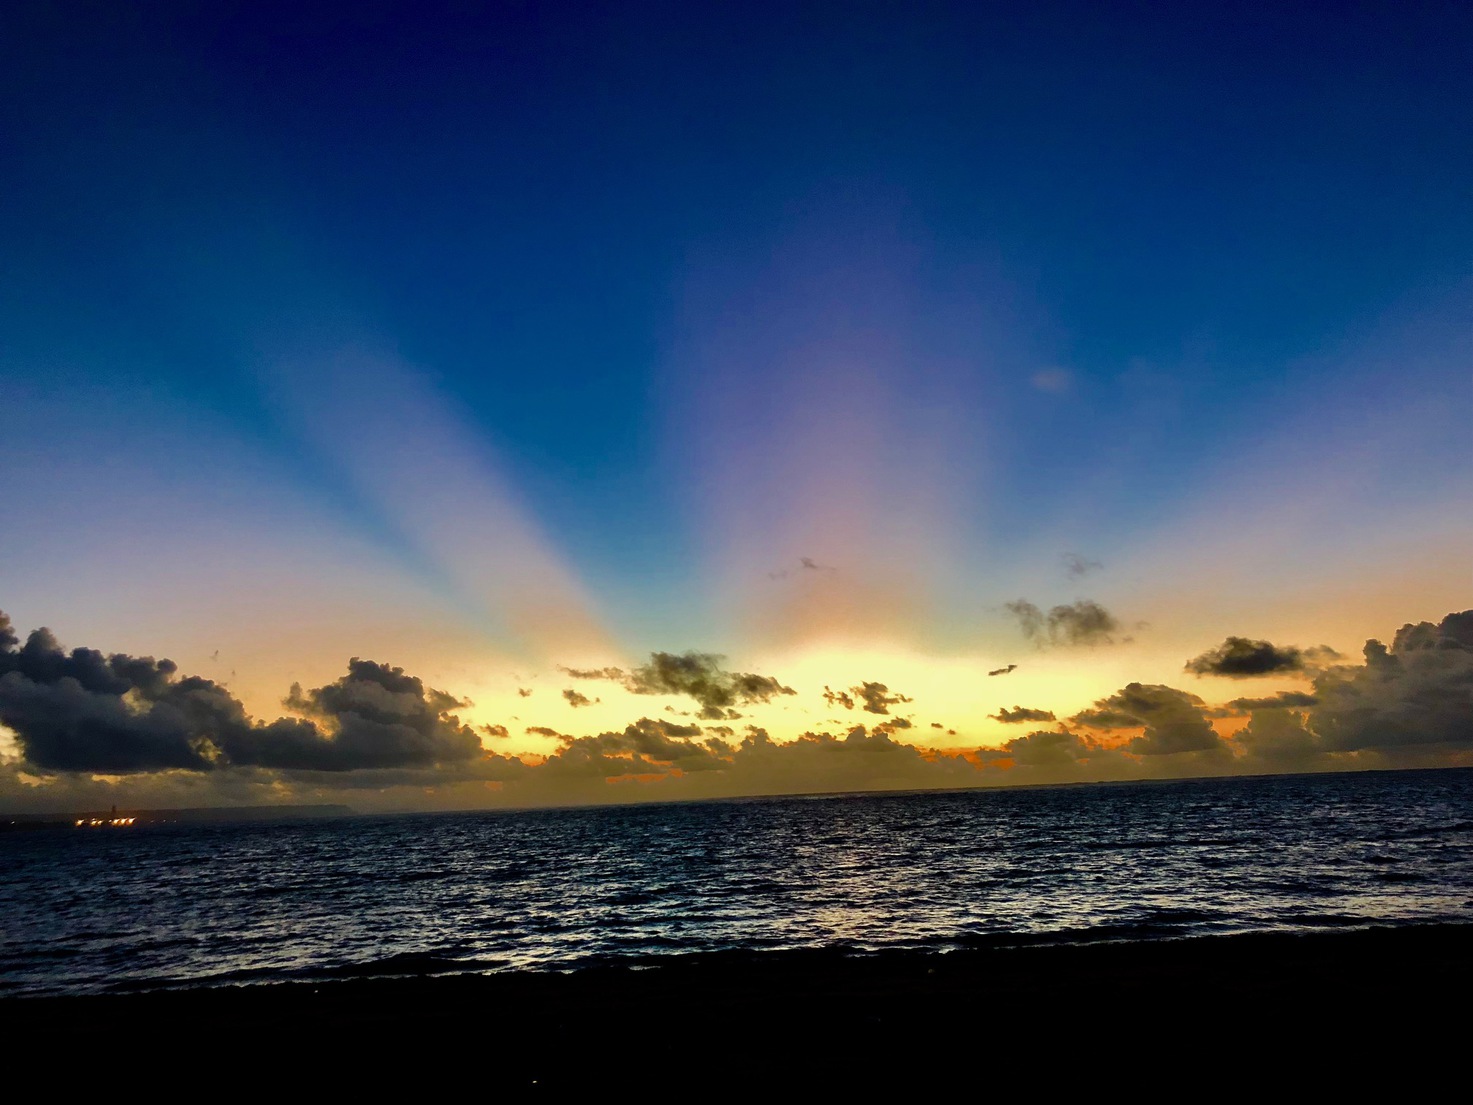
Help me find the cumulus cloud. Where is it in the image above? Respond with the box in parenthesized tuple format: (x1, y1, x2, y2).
(538, 717, 722, 779)
(1006, 599, 1122, 647)
(224, 659, 485, 772)
(1309, 610, 1473, 753)
(1000, 729, 1093, 768)
(1184, 637, 1339, 678)
(0, 615, 488, 775)
(0, 624, 226, 772)
(1072, 683, 1227, 758)
(562, 689, 596, 708)
(1234, 709, 1321, 767)
(6, 606, 1471, 811)
(989, 706, 1057, 724)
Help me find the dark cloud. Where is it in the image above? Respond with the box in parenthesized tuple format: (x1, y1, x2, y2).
(540, 717, 721, 779)
(560, 666, 626, 681)
(822, 686, 856, 710)
(1227, 691, 1320, 711)
(8, 606, 1470, 809)
(559, 653, 794, 718)
(1184, 637, 1338, 678)
(223, 659, 484, 772)
(1072, 683, 1227, 757)
(1310, 611, 1473, 753)
(1062, 553, 1102, 580)
(562, 689, 596, 708)
(1001, 729, 1091, 768)
(622, 652, 796, 720)
(989, 706, 1057, 724)
(0, 624, 220, 772)
(1005, 599, 1122, 647)
(1234, 709, 1321, 767)
(988, 664, 1018, 676)
(822, 682, 912, 715)
(517, 688, 533, 697)
(989, 728, 1137, 778)
(0, 615, 488, 775)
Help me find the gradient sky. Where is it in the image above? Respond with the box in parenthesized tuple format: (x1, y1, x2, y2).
(2, 2, 1470, 811)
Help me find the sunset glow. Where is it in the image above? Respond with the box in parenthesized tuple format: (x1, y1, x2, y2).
(2, 2, 1469, 814)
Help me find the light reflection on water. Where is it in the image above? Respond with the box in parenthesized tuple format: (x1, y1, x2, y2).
(3, 768, 1472, 995)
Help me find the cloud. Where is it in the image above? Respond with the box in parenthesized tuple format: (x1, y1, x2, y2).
(560, 666, 626, 681)
(1184, 637, 1338, 677)
(0, 615, 489, 775)
(988, 664, 1018, 676)
(989, 706, 1057, 724)
(562, 689, 596, 708)
(0, 625, 225, 772)
(1234, 709, 1321, 767)
(223, 659, 485, 772)
(854, 682, 912, 715)
(620, 652, 797, 720)
(539, 717, 721, 779)
(1005, 599, 1122, 647)
(1061, 553, 1102, 580)
(1227, 691, 1319, 711)
(1309, 610, 1473, 753)
(560, 653, 795, 718)
(822, 686, 856, 710)
(6, 606, 1470, 810)
(822, 682, 912, 715)
(768, 556, 839, 579)
(1072, 683, 1228, 758)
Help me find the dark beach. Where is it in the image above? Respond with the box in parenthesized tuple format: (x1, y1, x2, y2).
(5, 924, 1468, 1089)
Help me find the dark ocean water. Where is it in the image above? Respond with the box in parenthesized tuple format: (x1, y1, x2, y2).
(3, 768, 1471, 996)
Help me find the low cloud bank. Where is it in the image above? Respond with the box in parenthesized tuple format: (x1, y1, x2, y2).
(2, 608, 1469, 812)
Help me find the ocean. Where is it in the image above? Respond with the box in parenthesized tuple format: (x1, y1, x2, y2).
(3, 767, 1471, 996)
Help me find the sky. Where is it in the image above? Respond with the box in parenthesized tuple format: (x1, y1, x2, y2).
(2, 1, 1470, 812)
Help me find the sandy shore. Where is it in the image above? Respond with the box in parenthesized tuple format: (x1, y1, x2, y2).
(4, 924, 1469, 1088)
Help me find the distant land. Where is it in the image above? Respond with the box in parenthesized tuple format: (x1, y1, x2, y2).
(1, 805, 354, 831)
